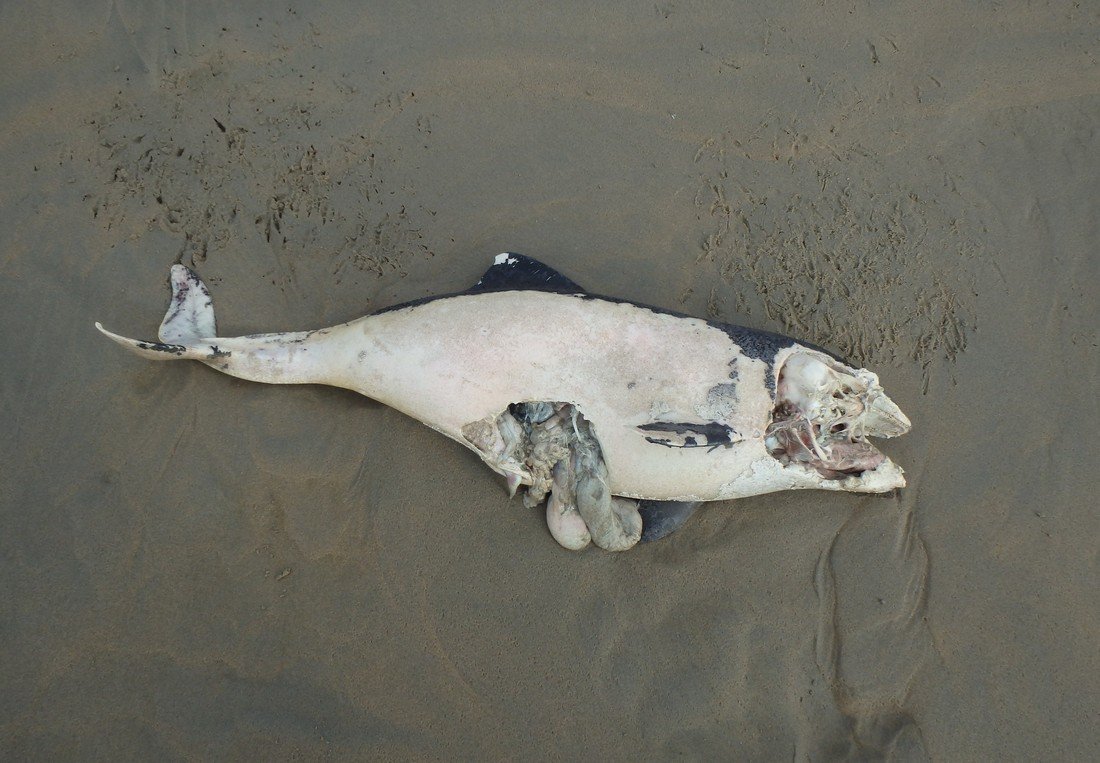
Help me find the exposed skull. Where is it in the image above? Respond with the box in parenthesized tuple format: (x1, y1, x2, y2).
(766, 352, 911, 478)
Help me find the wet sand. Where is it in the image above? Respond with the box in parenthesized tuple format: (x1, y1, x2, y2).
(2, 2, 1097, 759)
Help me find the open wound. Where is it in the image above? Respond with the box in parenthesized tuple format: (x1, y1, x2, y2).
(765, 353, 910, 479)
(461, 402, 641, 551)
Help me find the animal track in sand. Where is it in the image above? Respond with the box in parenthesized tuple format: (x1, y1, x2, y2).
(82, 48, 436, 285)
(687, 129, 985, 392)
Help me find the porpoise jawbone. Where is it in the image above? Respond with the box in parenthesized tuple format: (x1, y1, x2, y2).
(96, 255, 912, 553)
(762, 349, 910, 491)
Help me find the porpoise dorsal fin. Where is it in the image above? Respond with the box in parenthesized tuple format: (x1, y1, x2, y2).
(469, 253, 586, 294)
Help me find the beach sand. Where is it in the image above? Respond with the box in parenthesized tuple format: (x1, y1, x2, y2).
(1, 1, 1097, 758)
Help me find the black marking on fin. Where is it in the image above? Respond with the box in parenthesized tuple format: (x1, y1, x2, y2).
(136, 340, 188, 356)
(637, 421, 739, 450)
(639, 500, 702, 542)
(469, 253, 586, 294)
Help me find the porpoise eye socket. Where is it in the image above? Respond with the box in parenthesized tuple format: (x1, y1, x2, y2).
(831, 423, 847, 434)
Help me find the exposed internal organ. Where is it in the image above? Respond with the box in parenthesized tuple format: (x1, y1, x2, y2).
(462, 403, 642, 552)
(766, 352, 911, 479)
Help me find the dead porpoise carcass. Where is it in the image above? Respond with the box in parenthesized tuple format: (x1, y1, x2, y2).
(96, 254, 911, 552)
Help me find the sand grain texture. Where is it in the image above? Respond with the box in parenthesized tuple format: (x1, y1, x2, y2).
(1, 1, 1097, 759)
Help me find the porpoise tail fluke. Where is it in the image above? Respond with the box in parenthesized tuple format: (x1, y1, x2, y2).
(96, 264, 335, 386)
(158, 264, 217, 343)
(94, 265, 219, 361)
(94, 322, 212, 361)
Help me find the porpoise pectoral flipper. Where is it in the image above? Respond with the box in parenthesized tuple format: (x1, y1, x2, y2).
(98, 253, 912, 552)
(639, 501, 703, 543)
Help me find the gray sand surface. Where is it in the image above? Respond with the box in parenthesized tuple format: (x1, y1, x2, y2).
(2, 2, 1097, 759)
